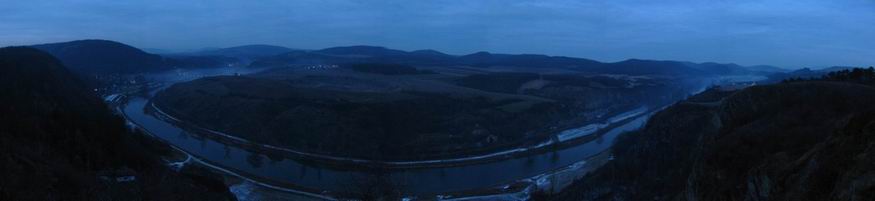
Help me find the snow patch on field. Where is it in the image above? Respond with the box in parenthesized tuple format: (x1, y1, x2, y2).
(557, 106, 647, 142)
(104, 94, 121, 102)
(167, 155, 191, 172)
(608, 106, 648, 124)
(230, 181, 259, 201)
(557, 123, 607, 142)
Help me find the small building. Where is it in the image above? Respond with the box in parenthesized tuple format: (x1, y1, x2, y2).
(485, 134, 499, 144)
(96, 167, 138, 183)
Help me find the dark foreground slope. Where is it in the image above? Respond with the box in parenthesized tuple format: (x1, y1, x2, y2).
(0, 47, 234, 200)
(550, 81, 875, 201)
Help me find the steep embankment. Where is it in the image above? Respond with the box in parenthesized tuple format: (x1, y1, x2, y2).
(0, 47, 235, 200)
(551, 82, 875, 201)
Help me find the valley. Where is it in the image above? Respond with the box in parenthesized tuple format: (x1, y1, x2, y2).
(104, 44, 763, 199)
(3, 39, 861, 201)
(547, 69, 875, 201)
(150, 63, 689, 161)
(4, 2, 874, 200)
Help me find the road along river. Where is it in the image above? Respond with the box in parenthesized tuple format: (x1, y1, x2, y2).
(122, 96, 650, 197)
(116, 67, 665, 199)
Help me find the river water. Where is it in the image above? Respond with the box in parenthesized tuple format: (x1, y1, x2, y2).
(123, 97, 648, 195)
(118, 67, 660, 197)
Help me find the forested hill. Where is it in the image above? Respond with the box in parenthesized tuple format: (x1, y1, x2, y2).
(250, 45, 764, 76)
(548, 77, 875, 200)
(32, 39, 170, 74)
(0, 47, 235, 200)
(32, 39, 247, 75)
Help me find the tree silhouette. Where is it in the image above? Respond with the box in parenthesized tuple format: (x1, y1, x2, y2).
(783, 67, 875, 85)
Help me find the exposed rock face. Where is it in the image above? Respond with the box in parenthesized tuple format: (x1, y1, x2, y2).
(552, 82, 875, 201)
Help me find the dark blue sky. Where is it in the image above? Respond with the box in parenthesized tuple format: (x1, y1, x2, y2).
(2, 0, 873, 68)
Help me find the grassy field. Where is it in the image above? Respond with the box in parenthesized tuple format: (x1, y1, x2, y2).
(152, 64, 687, 160)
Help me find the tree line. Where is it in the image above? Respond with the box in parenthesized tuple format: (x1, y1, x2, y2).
(784, 67, 875, 85)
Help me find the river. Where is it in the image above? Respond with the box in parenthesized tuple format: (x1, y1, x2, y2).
(115, 67, 677, 199)
(124, 97, 649, 196)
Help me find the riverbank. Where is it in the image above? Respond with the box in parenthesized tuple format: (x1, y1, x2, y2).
(147, 100, 650, 170)
(119, 96, 658, 200)
(429, 113, 653, 200)
(117, 99, 340, 200)
(109, 67, 671, 200)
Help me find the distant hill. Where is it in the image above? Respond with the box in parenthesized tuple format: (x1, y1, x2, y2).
(32, 40, 250, 75)
(457, 52, 603, 69)
(192, 44, 293, 60)
(595, 59, 707, 75)
(141, 48, 178, 54)
(29, 40, 780, 78)
(410, 49, 451, 57)
(249, 47, 456, 67)
(250, 45, 765, 77)
(692, 62, 753, 75)
(817, 66, 856, 72)
(762, 66, 867, 83)
(314, 45, 408, 57)
(32, 39, 170, 74)
(550, 81, 875, 200)
(303, 45, 458, 65)
(594, 60, 759, 76)
(0, 47, 234, 200)
(163, 54, 241, 68)
(746, 65, 788, 73)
